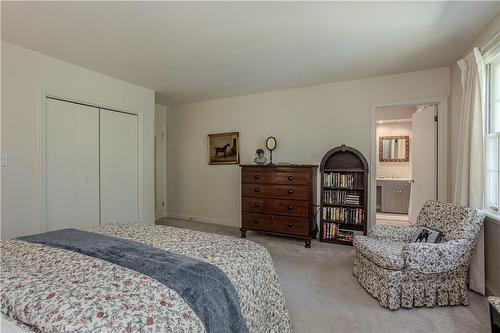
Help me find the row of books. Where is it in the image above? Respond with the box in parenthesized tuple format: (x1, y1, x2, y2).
(323, 172, 363, 188)
(322, 222, 338, 240)
(336, 229, 363, 242)
(323, 190, 360, 205)
(322, 207, 365, 224)
(321, 222, 364, 241)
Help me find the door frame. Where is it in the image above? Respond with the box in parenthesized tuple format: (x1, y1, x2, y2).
(39, 90, 144, 232)
(154, 122, 167, 219)
(369, 96, 448, 227)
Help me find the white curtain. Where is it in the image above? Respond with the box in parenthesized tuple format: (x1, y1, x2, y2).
(453, 48, 486, 295)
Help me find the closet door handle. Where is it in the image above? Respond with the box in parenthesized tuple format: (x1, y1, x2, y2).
(288, 175, 294, 181)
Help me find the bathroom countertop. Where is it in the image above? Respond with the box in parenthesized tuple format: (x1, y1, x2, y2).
(376, 178, 412, 182)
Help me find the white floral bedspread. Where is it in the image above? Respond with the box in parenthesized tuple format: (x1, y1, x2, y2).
(1, 223, 292, 333)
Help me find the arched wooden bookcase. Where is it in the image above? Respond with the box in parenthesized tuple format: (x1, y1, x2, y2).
(319, 144, 369, 245)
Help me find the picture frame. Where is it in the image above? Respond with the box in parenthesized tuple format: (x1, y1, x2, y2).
(411, 226, 443, 243)
(207, 132, 240, 165)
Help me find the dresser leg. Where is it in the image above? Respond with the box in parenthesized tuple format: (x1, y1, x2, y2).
(240, 229, 247, 238)
(305, 239, 311, 248)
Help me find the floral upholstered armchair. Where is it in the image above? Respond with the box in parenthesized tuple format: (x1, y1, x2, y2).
(353, 200, 485, 310)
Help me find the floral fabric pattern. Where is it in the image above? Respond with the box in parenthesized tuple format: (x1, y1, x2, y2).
(1, 224, 292, 333)
(402, 239, 470, 274)
(352, 236, 406, 270)
(489, 297, 500, 314)
(369, 224, 418, 242)
(353, 200, 485, 310)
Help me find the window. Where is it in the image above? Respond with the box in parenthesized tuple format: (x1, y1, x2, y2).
(485, 55, 500, 212)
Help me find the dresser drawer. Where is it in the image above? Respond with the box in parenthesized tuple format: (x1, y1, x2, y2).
(274, 171, 310, 185)
(242, 170, 273, 184)
(242, 212, 309, 236)
(242, 184, 308, 200)
(242, 197, 308, 217)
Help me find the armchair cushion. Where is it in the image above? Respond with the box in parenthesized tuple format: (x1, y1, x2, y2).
(369, 224, 418, 242)
(402, 239, 470, 274)
(353, 236, 405, 270)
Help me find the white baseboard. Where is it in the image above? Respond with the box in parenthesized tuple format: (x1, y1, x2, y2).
(486, 280, 500, 296)
(166, 212, 239, 228)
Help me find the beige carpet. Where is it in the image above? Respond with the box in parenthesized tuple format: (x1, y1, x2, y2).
(156, 218, 489, 333)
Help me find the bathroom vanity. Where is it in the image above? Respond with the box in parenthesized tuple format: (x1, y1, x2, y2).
(376, 179, 411, 214)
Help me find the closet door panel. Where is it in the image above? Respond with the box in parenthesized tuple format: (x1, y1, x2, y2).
(100, 110, 139, 224)
(74, 107, 100, 226)
(45, 99, 99, 231)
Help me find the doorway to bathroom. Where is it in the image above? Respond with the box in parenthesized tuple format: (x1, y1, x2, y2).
(370, 98, 448, 225)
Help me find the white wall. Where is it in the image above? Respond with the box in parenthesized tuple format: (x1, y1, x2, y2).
(167, 67, 450, 227)
(376, 122, 412, 179)
(1, 41, 155, 239)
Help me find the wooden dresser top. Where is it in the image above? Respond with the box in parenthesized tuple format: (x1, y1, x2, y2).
(240, 164, 318, 168)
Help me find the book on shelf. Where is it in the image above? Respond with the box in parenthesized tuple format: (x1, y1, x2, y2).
(322, 207, 364, 224)
(323, 189, 360, 205)
(323, 172, 363, 188)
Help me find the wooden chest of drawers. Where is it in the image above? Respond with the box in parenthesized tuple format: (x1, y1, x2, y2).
(240, 165, 318, 247)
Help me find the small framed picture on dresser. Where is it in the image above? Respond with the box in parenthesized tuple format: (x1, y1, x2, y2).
(208, 132, 240, 165)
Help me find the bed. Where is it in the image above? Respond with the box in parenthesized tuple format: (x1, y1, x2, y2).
(1, 223, 292, 333)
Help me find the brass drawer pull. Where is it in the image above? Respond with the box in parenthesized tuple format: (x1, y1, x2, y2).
(288, 189, 294, 194)
(288, 205, 294, 210)
(254, 203, 261, 207)
(288, 175, 294, 181)
(254, 219, 260, 224)
(254, 188, 261, 192)
(287, 223, 294, 228)
(254, 175, 261, 180)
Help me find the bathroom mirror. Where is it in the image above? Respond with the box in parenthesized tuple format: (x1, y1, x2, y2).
(379, 136, 409, 162)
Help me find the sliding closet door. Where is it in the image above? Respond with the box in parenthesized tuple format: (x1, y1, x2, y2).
(100, 109, 139, 224)
(45, 98, 100, 231)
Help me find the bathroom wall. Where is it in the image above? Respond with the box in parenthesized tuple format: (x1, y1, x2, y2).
(376, 121, 412, 180)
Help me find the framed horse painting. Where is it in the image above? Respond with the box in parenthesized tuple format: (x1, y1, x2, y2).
(207, 132, 240, 165)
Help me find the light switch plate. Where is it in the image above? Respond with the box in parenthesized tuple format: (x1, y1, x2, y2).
(0, 153, 7, 166)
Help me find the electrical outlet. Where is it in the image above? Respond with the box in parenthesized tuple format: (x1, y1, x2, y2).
(0, 153, 7, 166)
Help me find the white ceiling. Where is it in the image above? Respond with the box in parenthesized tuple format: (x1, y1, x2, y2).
(2, 2, 499, 105)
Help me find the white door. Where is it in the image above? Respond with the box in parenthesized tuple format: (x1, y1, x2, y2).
(155, 123, 166, 219)
(45, 98, 99, 230)
(100, 109, 139, 224)
(409, 105, 437, 222)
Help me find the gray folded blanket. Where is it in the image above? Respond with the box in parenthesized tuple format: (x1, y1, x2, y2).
(18, 228, 249, 333)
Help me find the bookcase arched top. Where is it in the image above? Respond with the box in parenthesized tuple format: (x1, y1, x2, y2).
(320, 144, 369, 173)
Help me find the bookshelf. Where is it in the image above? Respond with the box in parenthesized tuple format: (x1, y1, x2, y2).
(319, 145, 369, 245)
